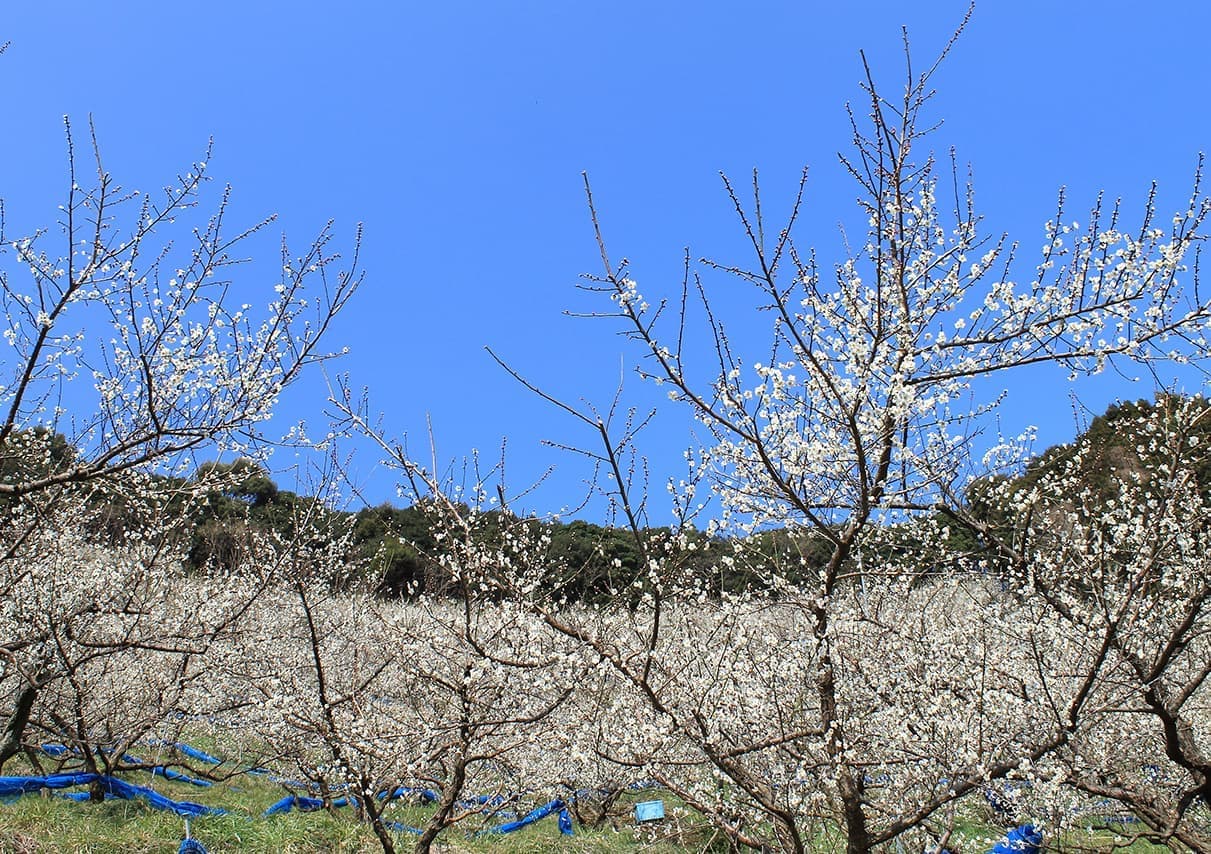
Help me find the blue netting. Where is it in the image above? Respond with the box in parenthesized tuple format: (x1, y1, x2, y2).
(177, 839, 209, 854)
(384, 820, 423, 835)
(61, 780, 225, 817)
(142, 740, 223, 766)
(485, 798, 573, 836)
(263, 794, 353, 815)
(40, 743, 212, 787)
(17, 743, 577, 840)
(170, 743, 223, 766)
(989, 824, 1042, 854)
(983, 781, 1029, 823)
(383, 785, 439, 803)
(263, 793, 424, 835)
(0, 773, 96, 796)
(1, 774, 225, 816)
(150, 765, 212, 787)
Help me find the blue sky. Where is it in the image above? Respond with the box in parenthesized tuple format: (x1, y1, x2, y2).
(3, 3, 1209, 522)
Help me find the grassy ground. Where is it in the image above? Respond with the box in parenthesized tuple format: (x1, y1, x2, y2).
(0, 761, 1183, 853)
(0, 769, 713, 853)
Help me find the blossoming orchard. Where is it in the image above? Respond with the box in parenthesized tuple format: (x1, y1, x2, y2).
(2, 26, 1211, 854)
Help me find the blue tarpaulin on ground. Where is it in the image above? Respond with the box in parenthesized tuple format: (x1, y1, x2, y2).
(336, 788, 564, 836)
(385, 820, 423, 835)
(989, 824, 1042, 854)
(64, 776, 226, 817)
(19, 741, 575, 839)
(40, 743, 212, 787)
(486, 798, 573, 836)
(263, 793, 423, 835)
(264, 793, 353, 815)
(0, 773, 225, 817)
(151, 741, 223, 766)
(983, 782, 1031, 823)
(6, 737, 1065, 854)
(383, 785, 439, 803)
(0, 773, 95, 797)
(149, 765, 212, 787)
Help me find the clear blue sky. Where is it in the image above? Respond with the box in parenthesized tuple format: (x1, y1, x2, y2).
(3, 3, 1209, 523)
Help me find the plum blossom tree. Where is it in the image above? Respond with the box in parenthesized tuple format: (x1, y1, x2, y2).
(226, 465, 584, 854)
(0, 489, 277, 798)
(334, 21, 1211, 853)
(0, 117, 361, 771)
(968, 394, 1211, 850)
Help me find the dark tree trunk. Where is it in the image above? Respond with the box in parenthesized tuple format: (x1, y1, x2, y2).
(413, 757, 467, 854)
(839, 770, 871, 854)
(0, 682, 38, 771)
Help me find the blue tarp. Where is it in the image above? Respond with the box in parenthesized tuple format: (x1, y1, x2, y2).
(149, 740, 224, 766)
(6, 742, 1061, 854)
(264, 793, 353, 815)
(149, 765, 212, 787)
(983, 782, 1028, 822)
(989, 824, 1042, 854)
(65, 776, 226, 817)
(263, 793, 423, 835)
(485, 798, 573, 836)
(173, 744, 223, 766)
(385, 820, 423, 835)
(383, 785, 439, 803)
(40, 743, 211, 787)
(0, 773, 95, 797)
(382, 787, 515, 818)
(17, 743, 575, 839)
(0, 773, 225, 817)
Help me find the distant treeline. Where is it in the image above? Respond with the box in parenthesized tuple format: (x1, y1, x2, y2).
(7, 394, 1208, 601)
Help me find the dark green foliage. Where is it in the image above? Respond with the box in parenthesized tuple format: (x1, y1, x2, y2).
(735, 528, 834, 590)
(27, 394, 1211, 600)
(545, 519, 643, 603)
(0, 429, 173, 549)
(184, 459, 350, 575)
(960, 393, 1211, 588)
(195, 459, 280, 507)
(0, 426, 75, 472)
(0, 428, 76, 512)
(351, 503, 436, 596)
(967, 394, 1211, 520)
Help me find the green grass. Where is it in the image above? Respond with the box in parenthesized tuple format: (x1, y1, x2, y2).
(0, 769, 717, 853)
(0, 760, 1189, 853)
